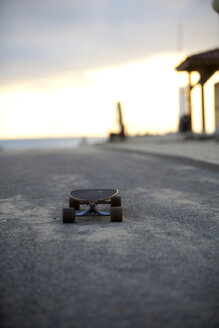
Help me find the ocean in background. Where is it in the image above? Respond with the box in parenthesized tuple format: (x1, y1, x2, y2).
(0, 137, 107, 150)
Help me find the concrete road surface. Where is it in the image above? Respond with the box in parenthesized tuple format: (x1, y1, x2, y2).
(0, 147, 219, 328)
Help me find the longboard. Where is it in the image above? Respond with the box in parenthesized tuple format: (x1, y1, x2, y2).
(62, 188, 123, 223)
(69, 189, 118, 203)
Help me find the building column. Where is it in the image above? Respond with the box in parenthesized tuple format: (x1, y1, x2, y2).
(188, 72, 192, 131)
(201, 83, 205, 133)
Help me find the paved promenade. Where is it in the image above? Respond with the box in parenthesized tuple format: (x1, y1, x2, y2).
(0, 142, 219, 328)
(103, 134, 219, 166)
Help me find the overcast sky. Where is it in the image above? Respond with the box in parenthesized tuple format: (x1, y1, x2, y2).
(0, 0, 218, 86)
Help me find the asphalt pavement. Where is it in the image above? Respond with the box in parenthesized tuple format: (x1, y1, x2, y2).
(0, 146, 219, 328)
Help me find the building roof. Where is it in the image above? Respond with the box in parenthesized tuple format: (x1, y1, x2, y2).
(175, 48, 219, 72)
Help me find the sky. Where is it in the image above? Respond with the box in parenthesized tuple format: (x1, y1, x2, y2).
(0, 0, 218, 139)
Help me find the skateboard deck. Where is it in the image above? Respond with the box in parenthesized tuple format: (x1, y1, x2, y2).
(63, 188, 123, 223)
(69, 189, 118, 202)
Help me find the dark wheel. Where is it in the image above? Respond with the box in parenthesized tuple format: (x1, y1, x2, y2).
(69, 197, 80, 210)
(111, 207, 123, 222)
(111, 196, 122, 207)
(62, 208, 75, 223)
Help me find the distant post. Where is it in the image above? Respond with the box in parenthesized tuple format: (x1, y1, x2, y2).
(117, 102, 125, 139)
(109, 101, 126, 142)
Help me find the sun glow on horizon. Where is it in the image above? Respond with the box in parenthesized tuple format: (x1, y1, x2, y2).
(0, 53, 217, 140)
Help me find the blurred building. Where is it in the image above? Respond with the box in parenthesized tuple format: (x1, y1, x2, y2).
(176, 48, 219, 134)
(215, 82, 219, 133)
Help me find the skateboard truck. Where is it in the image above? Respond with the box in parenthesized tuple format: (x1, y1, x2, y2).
(62, 189, 123, 223)
(75, 203, 110, 217)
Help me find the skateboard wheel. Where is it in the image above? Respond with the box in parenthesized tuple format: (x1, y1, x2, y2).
(111, 207, 123, 222)
(111, 196, 122, 207)
(69, 197, 80, 210)
(62, 208, 75, 223)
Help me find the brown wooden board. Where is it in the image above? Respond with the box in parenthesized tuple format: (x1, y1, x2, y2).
(69, 189, 118, 202)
